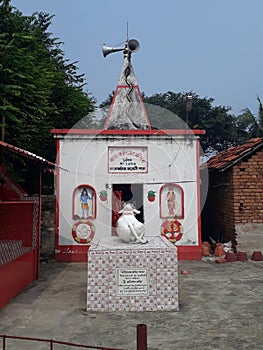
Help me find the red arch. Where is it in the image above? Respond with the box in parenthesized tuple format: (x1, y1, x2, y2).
(159, 183, 184, 219)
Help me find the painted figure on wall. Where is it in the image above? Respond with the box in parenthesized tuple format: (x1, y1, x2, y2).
(80, 188, 93, 219)
(166, 186, 178, 215)
(160, 184, 184, 219)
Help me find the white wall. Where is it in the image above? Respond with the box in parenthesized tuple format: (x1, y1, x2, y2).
(57, 135, 200, 246)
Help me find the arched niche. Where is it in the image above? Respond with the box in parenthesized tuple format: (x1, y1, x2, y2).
(72, 184, 96, 220)
(159, 183, 184, 219)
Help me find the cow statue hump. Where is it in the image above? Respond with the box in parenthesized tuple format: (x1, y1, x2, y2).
(116, 203, 147, 244)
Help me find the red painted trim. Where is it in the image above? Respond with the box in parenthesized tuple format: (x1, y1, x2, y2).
(159, 183, 185, 219)
(51, 128, 206, 136)
(103, 87, 119, 129)
(72, 184, 97, 219)
(0, 250, 37, 308)
(55, 140, 60, 252)
(116, 85, 139, 88)
(196, 139, 202, 250)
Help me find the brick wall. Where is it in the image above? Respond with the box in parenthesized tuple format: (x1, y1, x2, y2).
(233, 148, 263, 224)
(202, 169, 236, 246)
(220, 170, 236, 244)
(40, 195, 56, 259)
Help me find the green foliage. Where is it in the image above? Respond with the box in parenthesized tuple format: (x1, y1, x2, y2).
(0, 1, 96, 193)
(233, 96, 263, 145)
(99, 91, 114, 109)
(99, 90, 263, 156)
(143, 91, 238, 155)
(234, 108, 260, 141)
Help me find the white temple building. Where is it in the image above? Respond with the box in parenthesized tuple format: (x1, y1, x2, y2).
(51, 39, 205, 262)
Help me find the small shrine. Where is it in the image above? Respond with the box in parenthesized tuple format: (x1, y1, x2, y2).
(51, 38, 205, 263)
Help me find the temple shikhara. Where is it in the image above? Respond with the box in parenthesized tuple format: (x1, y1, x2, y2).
(51, 38, 205, 264)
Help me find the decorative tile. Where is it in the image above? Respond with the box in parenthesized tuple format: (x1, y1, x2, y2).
(87, 285, 107, 294)
(87, 236, 179, 312)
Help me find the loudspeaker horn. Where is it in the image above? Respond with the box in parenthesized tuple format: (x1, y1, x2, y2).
(102, 39, 140, 58)
(127, 39, 140, 53)
(102, 44, 125, 58)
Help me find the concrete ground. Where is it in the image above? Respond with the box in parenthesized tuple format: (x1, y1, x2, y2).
(0, 257, 263, 350)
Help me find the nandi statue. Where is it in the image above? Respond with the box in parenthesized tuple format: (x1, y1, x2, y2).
(116, 203, 147, 244)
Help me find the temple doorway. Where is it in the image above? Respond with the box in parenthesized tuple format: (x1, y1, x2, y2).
(111, 183, 144, 236)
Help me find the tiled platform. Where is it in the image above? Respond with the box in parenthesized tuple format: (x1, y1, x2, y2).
(87, 236, 178, 312)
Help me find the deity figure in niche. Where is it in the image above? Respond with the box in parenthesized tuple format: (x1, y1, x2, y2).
(160, 184, 183, 219)
(80, 188, 93, 219)
(166, 186, 178, 216)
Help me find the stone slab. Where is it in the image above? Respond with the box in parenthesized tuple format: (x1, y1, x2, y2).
(87, 236, 178, 312)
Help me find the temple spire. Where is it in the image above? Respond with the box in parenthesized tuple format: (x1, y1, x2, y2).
(102, 38, 151, 130)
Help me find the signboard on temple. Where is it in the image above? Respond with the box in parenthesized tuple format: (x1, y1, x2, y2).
(108, 146, 148, 173)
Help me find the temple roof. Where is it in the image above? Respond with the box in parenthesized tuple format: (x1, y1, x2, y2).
(103, 50, 151, 130)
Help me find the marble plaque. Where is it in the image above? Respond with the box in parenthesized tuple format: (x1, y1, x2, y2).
(117, 268, 148, 296)
(108, 146, 148, 173)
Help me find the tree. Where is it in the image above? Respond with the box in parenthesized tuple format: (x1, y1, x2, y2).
(0, 1, 96, 192)
(234, 96, 263, 145)
(143, 91, 239, 155)
(99, 90, 238, 156)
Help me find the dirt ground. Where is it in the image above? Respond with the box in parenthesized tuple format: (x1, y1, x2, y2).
(0, 255, 263, 350)
(0, 224, 263, 350)
(236, 223, 263, 256)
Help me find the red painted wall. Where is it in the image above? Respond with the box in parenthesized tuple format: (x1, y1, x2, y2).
(0, 250, 37, 308)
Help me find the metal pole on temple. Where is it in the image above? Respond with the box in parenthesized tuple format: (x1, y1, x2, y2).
(137, 324, 147, 350)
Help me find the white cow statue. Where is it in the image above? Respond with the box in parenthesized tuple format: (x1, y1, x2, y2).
(116, 203, 148, 244)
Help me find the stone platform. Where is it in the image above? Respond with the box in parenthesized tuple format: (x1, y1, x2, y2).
(87, 236, 178, 312)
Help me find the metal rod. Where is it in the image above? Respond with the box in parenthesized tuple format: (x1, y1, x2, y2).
(3, 335, 6, 350)
(137, 324, 147, 350)
(0, 334, 126, 350)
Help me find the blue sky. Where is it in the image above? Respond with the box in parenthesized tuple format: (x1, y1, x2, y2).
(11, 0, 263, 116)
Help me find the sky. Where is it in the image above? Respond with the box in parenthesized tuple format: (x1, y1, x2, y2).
(11, 0, 263, 116)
